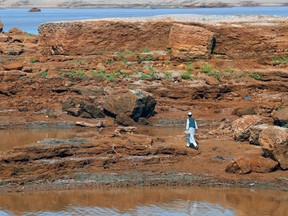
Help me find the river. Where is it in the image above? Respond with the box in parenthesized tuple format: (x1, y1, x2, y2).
(0, 186, 287, 216)
(0, 7, 287, 34)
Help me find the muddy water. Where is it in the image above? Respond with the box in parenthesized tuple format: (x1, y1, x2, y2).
(0, 129, 80, 151)
(0, 126, 184, 151)
(0, 187, 287, 216)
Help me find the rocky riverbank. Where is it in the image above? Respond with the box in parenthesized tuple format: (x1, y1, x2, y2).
(0, 15, 287, 192)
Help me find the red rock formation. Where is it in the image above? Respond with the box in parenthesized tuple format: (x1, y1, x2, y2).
(259, 126, 288, 170)
(169, 24, 215, 60)
(38, 19, 288, 62)
(38, 21, 172, 55)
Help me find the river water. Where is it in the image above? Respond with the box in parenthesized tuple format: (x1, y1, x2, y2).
(0, 7, 287, 34)
(0, 186, 287, 216)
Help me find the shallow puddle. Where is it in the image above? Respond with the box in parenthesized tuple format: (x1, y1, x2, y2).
(0, 126, 184, 151)
(0, 129, 80, 151)
(0, 186, 287, 216)
(136, 126, 184, 137)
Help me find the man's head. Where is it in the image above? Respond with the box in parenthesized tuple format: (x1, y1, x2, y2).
(188, 112, 192, 116)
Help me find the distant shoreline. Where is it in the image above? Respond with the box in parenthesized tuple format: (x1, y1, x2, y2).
(0, 3, 288, 9)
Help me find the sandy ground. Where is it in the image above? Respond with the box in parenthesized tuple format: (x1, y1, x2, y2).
(0, 0, 287, 8)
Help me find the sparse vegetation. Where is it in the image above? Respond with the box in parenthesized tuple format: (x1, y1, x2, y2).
(200, 64, 215, 73)
(140, 72, 151, 80)
(118, 50, 131, 56)
(181, 72, 192, 80)
(37, 70, 48, 79)
(164, 72, 172, 79)
(30, 59, 39, 63)
(166, 49, 172, 55)
(221, 67, 235, 73)
(106, 74, 115, 82)
(72, 60, 85, 65)
(275, 104, 288, 111)
(90, 69, 106, 81)
(142, 48, 150, 53)
(186, 64, 194, 72)
(67, 70, 88, 81)
(105, 59, 114, 65)
(272, 57, 288, 65)
(249, 72, 262, 80)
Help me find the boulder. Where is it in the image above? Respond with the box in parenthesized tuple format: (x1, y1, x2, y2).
(232, 106, 256, 117)
(80, 103, 105, 118)
(116, 113, 136, 126)
(0, 22, 3, 33)
(231, 115, 272, 141)
(104, 89, 156, 121)
(272, 106, 288, 126)
(4, 44, 24, 56)
(62, 97, 105, 119)
(249, 124, 269, 145)
(168, 24, 215, 60)
(0, 34, 9, 42)
(3, 61, 24, 71)
(225, 156, 278, 174)
(259, 126, 288, 170)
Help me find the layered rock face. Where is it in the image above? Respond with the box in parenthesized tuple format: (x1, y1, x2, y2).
(38, 19, 288, 61)
(169, 24, 215, 60)
(38, 21, 172, 55)
(208, 23, 288, 60)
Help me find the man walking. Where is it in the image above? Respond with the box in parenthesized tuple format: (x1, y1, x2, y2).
(185, 112, 198, 149)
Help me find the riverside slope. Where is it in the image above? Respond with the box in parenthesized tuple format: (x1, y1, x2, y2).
(0, 15, 288, 192)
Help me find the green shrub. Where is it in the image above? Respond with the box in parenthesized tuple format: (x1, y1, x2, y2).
(249, 72, 262, 80)
(166, 49, 172, 55)
(67, 70, 88, 81)
(145, 56, 153, 61)
(106, 74, 115, 82)
(186, 64, 194, 72)
(140, 72, 151, 80)
(221, 67, 234, 73)
(123, 72, 130, 78)
(30, 59, 39, 63)
(164, 72, 172, 79)
(272, 57, 288, 65)
(105, 59, 114, 65)
(181, 72, 192, 80)
(37, 70, 48, 79)
(72, 60, 84, 65)
(117, 50, 131, 57)
(90, 69, 106, 81)
(142, 48, 150, 53)
(212, 72, 221, 80)
(200, 64, 215, 73)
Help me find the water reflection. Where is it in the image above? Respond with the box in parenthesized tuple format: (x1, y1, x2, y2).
(0, 187, 287, 216)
